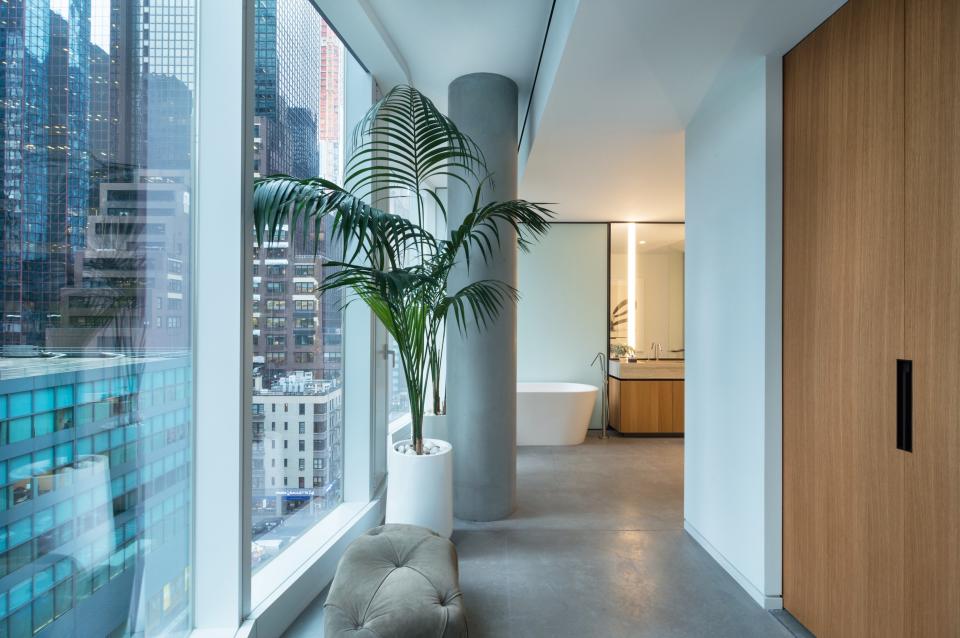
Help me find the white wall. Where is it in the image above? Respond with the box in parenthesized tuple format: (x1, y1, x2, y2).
(683, 56, 783, 609)
(518, 224, 607, 429)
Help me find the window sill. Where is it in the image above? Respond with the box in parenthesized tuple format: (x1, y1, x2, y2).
(387, 411, 412, 437)
(235, 492, 384, 638)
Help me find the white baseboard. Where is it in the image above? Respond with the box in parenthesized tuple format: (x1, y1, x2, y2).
(683, 520, 782, 610)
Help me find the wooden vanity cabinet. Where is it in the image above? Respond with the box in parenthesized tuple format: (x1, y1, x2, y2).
(608, 377, 684, 434)
(608, 375, 622, 430)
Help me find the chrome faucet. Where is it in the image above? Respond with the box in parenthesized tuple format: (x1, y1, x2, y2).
(591, 351, 607, 371)
(651, 342, 662, 361)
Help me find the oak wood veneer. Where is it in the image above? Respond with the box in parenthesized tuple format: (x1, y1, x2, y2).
(783, 0, 906, 635)
(904, 0, 960, 633)
(786, 0, 960, 635)
(607, 379, 683, 434)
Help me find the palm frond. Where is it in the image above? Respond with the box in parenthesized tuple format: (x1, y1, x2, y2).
(253, 175, 435, 269)
(249, 85, 554, 454)
(439, 279, 518, 336)
(440, 199, 555, 269)
(344, 85, 486, 224)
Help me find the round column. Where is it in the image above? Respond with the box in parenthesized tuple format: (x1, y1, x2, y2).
(446, 73, 519, 521)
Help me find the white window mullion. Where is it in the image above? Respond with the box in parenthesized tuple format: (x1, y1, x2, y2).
(193, 0, 254, 632)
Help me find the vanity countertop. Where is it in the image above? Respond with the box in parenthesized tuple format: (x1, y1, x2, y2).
(609, 359, 684, 380)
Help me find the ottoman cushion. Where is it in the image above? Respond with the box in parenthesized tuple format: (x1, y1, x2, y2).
(324, 524, 468, 637)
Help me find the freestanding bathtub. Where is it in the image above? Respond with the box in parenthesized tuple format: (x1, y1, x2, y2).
(517, 382, 599, 446)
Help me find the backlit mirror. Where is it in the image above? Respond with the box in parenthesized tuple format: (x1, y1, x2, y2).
(609, 223, 685, 360)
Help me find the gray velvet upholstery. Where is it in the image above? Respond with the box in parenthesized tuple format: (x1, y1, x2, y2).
(324, 524, 468, 637)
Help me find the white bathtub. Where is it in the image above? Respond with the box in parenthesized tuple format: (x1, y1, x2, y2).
(517, 382, 599, 446)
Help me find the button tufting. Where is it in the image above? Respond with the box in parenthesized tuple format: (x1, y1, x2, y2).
(326, 525, 467, 636)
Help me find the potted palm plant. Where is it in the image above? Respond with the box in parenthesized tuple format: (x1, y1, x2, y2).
(253, 85, 552, 537)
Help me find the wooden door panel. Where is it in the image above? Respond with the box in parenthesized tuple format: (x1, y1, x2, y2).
(783, 0, 905, 635)
(904, 0, 960, 634)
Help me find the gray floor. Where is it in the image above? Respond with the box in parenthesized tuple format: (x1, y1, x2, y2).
(284, 436, 795, 637)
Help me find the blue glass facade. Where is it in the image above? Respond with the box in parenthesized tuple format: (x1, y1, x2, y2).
(0, 357, 191, 637)
(0, 0, 196, 635)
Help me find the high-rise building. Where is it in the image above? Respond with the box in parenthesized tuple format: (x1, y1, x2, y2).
(0, 1, 196, 635)
(0, 0, 194, 349)
(250, 372, 342, 567)
(252, 0, 329, 387)
(46, 171, 192, 352)
(131, 0, 196, 173)
(0, 354, 193, 636)
(318, 20, 343, 184)
(250, 0, 345, 564)
(0, 4, 91, 347)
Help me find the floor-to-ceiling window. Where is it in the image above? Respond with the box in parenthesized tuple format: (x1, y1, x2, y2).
(249, 0, 353, 573)
(0, 1, 385, 634)
(0, 0, 195, 635)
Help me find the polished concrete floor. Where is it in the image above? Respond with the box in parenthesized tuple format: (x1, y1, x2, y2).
(285, 436, 794, 637)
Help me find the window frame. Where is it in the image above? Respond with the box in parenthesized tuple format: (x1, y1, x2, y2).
(191, 5, 383, 637)
(192, 0, 251, 630)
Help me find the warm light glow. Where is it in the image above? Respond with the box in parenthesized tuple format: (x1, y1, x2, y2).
(626, 223, 637, 350)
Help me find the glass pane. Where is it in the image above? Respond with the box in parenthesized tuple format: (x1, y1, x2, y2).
(609, 224, 685, 359)
(387, 335, 411, 423)
(0, 1, 195, 635)
(250, 0, 347, 571)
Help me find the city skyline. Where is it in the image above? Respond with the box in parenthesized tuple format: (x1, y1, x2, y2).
(0, 0, 350, 632)
(0, 1, 196, 635)
(250, 0, 346, 569)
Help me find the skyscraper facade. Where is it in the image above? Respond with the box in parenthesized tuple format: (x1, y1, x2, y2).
(250, 0, 346, 569)
(1, 0, 194, 350)
(0, 1, 196, 635)
(318, 20, 343, 185)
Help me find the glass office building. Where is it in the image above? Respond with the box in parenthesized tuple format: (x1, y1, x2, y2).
(250, 0, 347, 571)
(0, 0, 195, 635)
(0, 0, 398, 634)
(0, 356, 191, 637)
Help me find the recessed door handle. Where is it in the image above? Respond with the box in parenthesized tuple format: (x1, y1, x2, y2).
(897, 359, 913, 452)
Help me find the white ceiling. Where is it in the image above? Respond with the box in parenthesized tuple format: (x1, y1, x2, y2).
(362, 0, 553, 111)
(519, 0, 845, 221)
(355, 0, 845, 223)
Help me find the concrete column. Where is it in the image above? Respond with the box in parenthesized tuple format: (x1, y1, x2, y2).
(447, 73, 518, 521)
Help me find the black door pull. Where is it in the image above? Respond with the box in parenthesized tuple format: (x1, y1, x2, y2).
(897, 359, 913, 452)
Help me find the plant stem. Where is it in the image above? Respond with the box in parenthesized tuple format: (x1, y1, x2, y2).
(399, 339, 427, 455)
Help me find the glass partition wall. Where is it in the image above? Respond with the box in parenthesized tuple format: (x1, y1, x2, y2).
(609, 224, 685, 360)
(0, 1, 196, 635)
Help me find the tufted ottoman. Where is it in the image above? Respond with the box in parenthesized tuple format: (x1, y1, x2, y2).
(324, 524, 468, 637)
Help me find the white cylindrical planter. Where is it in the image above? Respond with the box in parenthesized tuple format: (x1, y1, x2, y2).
(386, 438, 453, 538)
